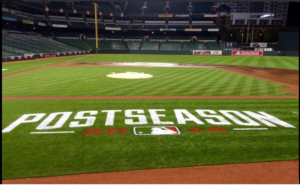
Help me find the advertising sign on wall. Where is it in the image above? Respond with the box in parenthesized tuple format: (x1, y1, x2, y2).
(2, 16, 16, 22)
(105, 27, 121, 31)
(185, 28, 202, 32)
(158, 14, 173, 18)
(232, 51, 263, 56)
(204, 14, 218, 17)
(210, 50, 223, 55)
(159, 28, 176, 31)
(38, 22, 46, 26)
(250, 42, 268, 48)
(193, 50, 222, 55)
(22, 19, 34, 25)
(208, 28, 219, 32)
(52, 24, 68, 28)
(223, 42, 238, 49)
(175, 14, 189, 17)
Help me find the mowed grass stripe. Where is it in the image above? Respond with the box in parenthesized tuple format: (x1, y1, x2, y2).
(2, 56, 92, 76)
(2, 66, 293, 96)
(282, 57, 299, 68)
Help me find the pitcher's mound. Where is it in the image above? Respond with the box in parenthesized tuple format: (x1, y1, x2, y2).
(107, 72, 153, 79)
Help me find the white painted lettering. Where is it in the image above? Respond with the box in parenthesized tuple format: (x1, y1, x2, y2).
(243, 111, 296, 128)
(102, 110, 121, 126)
(174, 109, 204, 124)
(195, 110, 231, 125)
(2, 114, 46, 133)
(125, 110, 147, 125)
(69, 111, 98, 128)
(149, 109, 173, 124)
(219, 110, 260, 126)
(36, 112, 72, 130)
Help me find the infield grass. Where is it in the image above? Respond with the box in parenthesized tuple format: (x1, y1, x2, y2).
(2, 66, 293, 96)
(2, 99, 298, 179)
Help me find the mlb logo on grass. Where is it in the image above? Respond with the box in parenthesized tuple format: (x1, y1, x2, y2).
(133, 126, 181, 136)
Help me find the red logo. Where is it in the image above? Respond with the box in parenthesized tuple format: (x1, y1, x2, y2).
(232, 51, 263, 56)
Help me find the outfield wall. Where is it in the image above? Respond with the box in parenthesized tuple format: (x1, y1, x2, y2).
(94, 49, 291, 56)
(95, 50, 193, 55)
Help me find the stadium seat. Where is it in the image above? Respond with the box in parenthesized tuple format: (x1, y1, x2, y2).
(140, 41, 159, 50)
(160, 41, 181, 50)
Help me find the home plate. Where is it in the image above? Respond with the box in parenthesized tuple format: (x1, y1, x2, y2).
(107, 72, 153, 79)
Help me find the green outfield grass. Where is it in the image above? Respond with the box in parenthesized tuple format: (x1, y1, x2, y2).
(2, 55, 90, 76)
(2, 99, 298, 179)
(2, 55, 299, 74)
(2, 66, 293, 96)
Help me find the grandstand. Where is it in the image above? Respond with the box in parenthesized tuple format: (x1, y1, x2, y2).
(2, 1, 298, 58)
(126, 41, 142, 50)
(141, 41, 160, 50)
(207, 42, 221, 50)
(2, 34, 81, 54)
(102, 40, 128, 50)
(183, 42, 207, 50)
(55, 38, 91, 51)
(160, 41, 182, 50)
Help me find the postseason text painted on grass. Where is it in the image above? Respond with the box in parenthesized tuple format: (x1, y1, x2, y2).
(2, 109, 296, 135)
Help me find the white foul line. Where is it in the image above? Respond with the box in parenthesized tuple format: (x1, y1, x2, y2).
(233, 128, 268, 130)
(30, 131, 75, 134)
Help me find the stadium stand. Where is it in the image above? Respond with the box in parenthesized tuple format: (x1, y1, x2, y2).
(102, 40, 128, 50)
(85, 39, 111, 50)
(2, 34, 80, 54)
(168, 2, 190, 13)
(197, 35, 216, 41)
(2, 45, 30, 55)
(150, 35, 167, 40)
(56, 38, 91, 51)
(129, 25, 142, 29)
(124, 35, 143, 39)
(160, 41, 181, 50)
(70, 22, 88, 26)
(207, 42, 221, 50)
(140, 41, 159, 50)
(102, 34, 123, 39)
(54, 31, 77, 37)
(46, 2, 73, 11)
(145, 2, 169, 13)
(2, 51, 18, 57)
(50, 20, 69, 25)
(123, 2, 145, 14)
(126, 41, 142, 50)
(183, 42, 207, 50)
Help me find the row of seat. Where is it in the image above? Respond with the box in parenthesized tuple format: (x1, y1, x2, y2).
(84, 40, 212, 50)
(2, 34, 81, 55)
(2, 35, 220, 57)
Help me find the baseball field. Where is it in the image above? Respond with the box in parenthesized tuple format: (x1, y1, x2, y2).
(2, 54, 299, 183)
